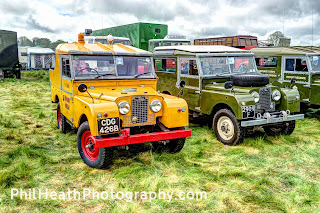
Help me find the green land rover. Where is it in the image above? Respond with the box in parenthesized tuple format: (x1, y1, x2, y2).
(154, 45, 304, 145)
(251, 46, 320, 110)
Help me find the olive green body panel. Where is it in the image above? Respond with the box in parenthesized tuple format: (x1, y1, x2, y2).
(278, 88, 300, 112)
(91, 22, 168, 51)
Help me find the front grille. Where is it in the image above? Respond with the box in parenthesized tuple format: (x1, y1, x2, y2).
(131, 96, 148, 123)
(259, 87, 272, 111)
(123, 113, 156, 127)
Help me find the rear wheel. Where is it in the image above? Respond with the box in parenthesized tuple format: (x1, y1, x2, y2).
(264, 121, 296, 136)
(213, 109, 244, 146)
(77, 121, 113, 169)
(57, 103, 70, 133)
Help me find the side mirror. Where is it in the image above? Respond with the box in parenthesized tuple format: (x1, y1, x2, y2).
(78, 84, 87, 93)
(179, 80, 186, 88)
(224, 81, 233, 89)
(290, 77, 296, 85)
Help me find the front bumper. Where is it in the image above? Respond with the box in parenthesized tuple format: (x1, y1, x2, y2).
(241, 113, 304, 127)
(93, 128, 192, 148)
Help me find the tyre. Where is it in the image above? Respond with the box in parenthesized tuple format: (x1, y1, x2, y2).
(77, 121, 113, 169)
(213, 109, 245, 146)
(231, 73, 269, 87)
(167, 127, 186, 153)
(57, 103, 70, 134)
(152, 126, 186, 153)
(264, 121, 295, 136)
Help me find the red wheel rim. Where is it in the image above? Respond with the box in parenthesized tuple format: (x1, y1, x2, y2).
(81, 131, 99, 161)
(58, 107, 62, 129)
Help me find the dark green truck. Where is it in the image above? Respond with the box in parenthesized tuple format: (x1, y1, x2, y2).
(91, 22, 168, 51)
(154, 45, 304, 145)
(251, 46, 320, 110)
(0, 30, 21, 80)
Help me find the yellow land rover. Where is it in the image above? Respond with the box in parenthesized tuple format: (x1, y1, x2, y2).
(50, 34, 191, 169)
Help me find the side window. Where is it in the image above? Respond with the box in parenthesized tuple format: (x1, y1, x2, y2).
(181, 59, 198, 75)
(149, 42, 153, 52)
(155, 42, 160, 48)
(62, 58, 71, 77)
(0, 35, 3, 48)
(255, 57, 277, 68)
(285, 59, 295, 71)
(295, 58, 308, 72)
(154, 59, 176, 73)
(285, 58, 308, 72)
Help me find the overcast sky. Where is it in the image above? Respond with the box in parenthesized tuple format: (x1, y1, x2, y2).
(0, 0, 319, 46)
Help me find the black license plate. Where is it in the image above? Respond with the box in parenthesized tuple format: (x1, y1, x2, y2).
(242, 106, 255, 118)
(98, 117, 120, 135)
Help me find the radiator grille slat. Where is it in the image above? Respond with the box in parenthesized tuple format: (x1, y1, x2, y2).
(259, 87, 271, 111)
(132, 96, 148, 123)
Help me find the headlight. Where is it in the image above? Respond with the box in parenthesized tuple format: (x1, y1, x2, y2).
(272, 90, 281, 101)
(251, 91, 260, 103)
(118, 101, 130, 115)
(150, 99, 162, 113)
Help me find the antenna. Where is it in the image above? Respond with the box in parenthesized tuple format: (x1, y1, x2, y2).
(312, 8, 314, 47)
(283, 9, 285, 46)
(283, 9, 285, 35)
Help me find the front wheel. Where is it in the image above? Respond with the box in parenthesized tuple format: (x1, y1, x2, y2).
(213, 109, 245, 146)
(264, 121, 296, 136)
(77, 121, 113, 169)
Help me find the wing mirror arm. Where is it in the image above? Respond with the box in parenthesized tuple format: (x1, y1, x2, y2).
(78, 84, 94, 103)
(178, 80, 185, 97)
(290, 77, 296, 89)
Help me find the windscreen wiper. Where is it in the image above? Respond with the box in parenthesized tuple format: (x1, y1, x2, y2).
(95, 73, 115, 79)
(134, 71, 151, 78)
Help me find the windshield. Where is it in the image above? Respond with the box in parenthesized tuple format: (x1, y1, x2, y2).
(308, 55, 320, 72)
(200, 56, 258, 76)
(73, 55, 155, 79)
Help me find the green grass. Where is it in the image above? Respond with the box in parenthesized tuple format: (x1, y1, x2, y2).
(0, 71, 320, 212)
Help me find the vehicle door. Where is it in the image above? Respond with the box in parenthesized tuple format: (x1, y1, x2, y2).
(60, 55, 74, 123)
(308, 55, 320, 105)
(177, 57, 201, 111)
(281, 56, 311, 102)
(154, 57, 179, 95)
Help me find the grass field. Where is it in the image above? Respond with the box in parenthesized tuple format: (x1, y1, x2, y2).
(0, 71, 320, 212)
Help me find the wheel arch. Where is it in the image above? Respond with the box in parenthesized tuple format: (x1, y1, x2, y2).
(78, 114, 88, 128)
(210, 103, 235, 118)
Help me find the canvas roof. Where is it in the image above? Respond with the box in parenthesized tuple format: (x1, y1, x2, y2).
(251, 46, 320, 56)
(154, 45, 248, 53)
(55, 42, 152, 56)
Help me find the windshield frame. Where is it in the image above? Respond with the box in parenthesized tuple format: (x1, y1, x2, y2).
(196, 53, 259, 78)
(71, 55, 157, 80)
(306, 53, 320, 73)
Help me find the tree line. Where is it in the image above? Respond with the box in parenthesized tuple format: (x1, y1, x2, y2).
(18, 36, 67, 50)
